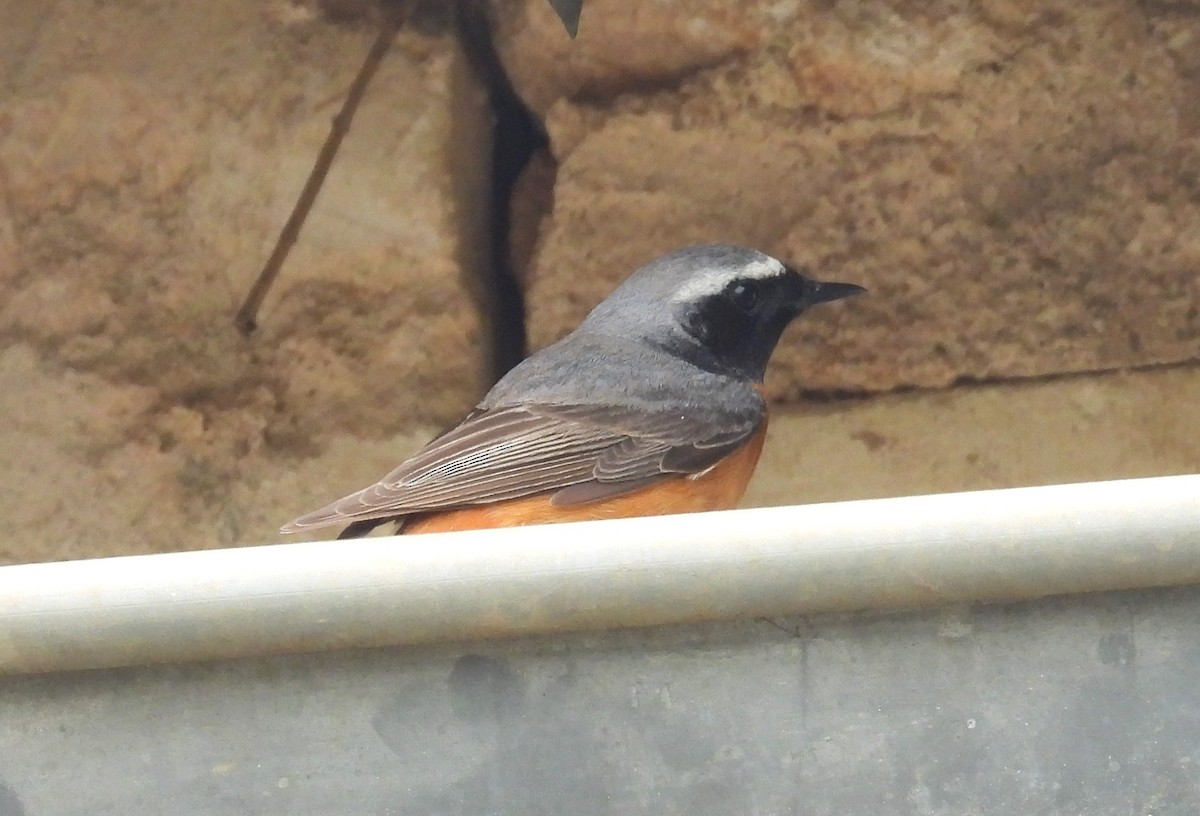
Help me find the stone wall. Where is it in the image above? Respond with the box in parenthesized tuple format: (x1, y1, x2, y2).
(0, 1, 489, 560)
(1, 0, 1197, 563)
(494, 0, 1200, 398)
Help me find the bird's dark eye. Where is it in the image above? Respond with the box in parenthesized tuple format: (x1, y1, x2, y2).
(727, 281, 760, 312)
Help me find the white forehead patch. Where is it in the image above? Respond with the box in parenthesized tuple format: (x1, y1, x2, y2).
(673, 256, 787, 303)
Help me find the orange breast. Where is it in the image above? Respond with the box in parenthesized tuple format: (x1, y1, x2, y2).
(402, 422, 768, 535)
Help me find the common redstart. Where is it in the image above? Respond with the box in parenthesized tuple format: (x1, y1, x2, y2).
(282, 244, 864, 539)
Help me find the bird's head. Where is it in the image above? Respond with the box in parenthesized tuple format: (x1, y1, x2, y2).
(579, 244, 865, 382)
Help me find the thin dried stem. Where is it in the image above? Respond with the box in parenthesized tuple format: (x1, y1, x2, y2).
(235, 1, 409, 335)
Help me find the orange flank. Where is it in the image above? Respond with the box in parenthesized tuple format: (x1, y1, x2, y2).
(402, 422, 768, 535)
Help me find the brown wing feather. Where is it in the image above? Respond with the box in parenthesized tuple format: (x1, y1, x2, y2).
(280, 402, 762, 533)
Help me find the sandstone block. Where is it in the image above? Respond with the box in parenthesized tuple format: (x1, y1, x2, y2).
(0, 2, 489, 560)
(493, 0, 1200, 398)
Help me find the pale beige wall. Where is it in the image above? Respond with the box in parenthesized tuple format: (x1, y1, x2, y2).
(0, 2, 489, 561)
(0, 0, 1196, 563)
(493, 0, 1200, 397)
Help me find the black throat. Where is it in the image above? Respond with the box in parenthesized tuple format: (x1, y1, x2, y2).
(670, 285, 800, 382)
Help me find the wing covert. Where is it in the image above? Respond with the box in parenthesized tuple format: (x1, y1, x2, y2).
(280, 400, 763, 533)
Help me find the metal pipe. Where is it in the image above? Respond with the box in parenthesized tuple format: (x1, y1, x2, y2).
(1, 474, 1197, 675)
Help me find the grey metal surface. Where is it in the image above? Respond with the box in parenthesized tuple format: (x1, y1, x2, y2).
(7, 475, 1200, 675)
(2, 586, 1199, 815)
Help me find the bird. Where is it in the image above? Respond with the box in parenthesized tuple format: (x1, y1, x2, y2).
(281, 244, 864, 539)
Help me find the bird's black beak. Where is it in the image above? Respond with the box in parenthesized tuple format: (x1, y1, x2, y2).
(803, 279, 867, 306)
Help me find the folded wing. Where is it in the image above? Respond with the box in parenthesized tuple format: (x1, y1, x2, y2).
(280, 401, 762, 533)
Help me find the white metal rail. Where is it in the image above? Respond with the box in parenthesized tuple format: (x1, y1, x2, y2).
(1, 474, 1197, 674)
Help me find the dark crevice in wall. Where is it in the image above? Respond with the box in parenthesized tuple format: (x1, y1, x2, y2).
(456, 0, 549, 383)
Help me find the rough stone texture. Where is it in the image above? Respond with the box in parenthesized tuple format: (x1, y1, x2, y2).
(493, 0, 1200, 398)
(0, 1, 490, 562)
